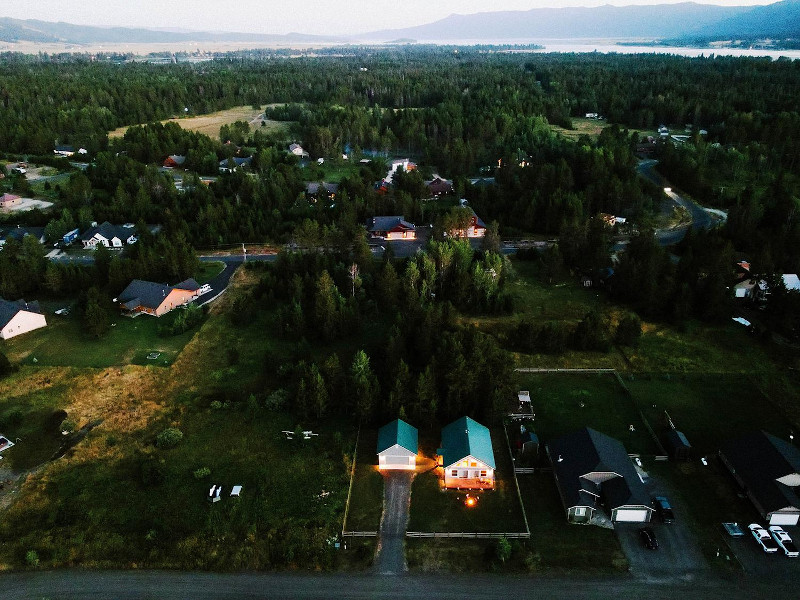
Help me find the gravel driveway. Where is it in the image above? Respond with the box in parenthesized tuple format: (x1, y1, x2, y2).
(373, 471, 414, 575)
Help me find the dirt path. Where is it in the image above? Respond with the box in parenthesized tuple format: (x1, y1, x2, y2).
(373, 471, 414, 575)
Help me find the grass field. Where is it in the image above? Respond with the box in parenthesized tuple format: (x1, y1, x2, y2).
(516, 373, 658, 456)
(628, 374, 796, 456)
(1, 310, 196, 369)
(343, 429, 384, 532)
(549, 117, 610, 141)
(108, 104, 293, 140)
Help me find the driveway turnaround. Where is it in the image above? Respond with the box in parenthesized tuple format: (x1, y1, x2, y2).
(374, 471, 414, 575)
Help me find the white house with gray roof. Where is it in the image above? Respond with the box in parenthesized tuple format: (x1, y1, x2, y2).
(0, 298, 47, 340)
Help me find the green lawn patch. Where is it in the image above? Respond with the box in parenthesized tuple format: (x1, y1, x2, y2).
(519, 473, 628, 573)
(408, 430, 526, 534)
(628, 374, 796, 456)
(343, 429, 383, 532)
(516, 373, 658, 456)
(195, 261, 226, 284)
(1, 311, 196, 368)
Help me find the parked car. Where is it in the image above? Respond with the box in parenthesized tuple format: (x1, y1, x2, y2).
(749, 523, 779, 553)
(653, 496, 675, 524)
(769, 526, 799, 557)
(639, 527, 659, 550)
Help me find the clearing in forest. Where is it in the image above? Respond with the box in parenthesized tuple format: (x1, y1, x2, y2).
(108, 104, 292, 139)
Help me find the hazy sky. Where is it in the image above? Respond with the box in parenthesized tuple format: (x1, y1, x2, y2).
(0, 1, 777, 35)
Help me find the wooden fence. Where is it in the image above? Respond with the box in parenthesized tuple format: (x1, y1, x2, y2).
(341, 531, 377, 537)
(340, 425, 361, 538)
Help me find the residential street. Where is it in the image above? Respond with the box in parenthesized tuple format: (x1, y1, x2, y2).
(0, 570, 796, 600)
(373, 471, 414, 575)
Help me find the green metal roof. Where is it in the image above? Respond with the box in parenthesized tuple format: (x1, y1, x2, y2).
(377, 419, 418, 454)
(439, 416, 495, 469)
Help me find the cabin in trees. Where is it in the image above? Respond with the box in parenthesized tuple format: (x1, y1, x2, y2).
(366, 216, 416, 241)
(437, 416, 496, 490)
(0, 226, 46, 247)
(720, 431, 800, 526)
(219, 156, 253, 173)
(163, 155, 186, 168)
(81, 222, 138, 249)
(377, 419, 418, 471)
(305, 182, 339, 202)
(117, 279, 202, 317)
(425, 176, 453, 197)
(288, 143, 309, 158)
(449, 208, 487, 239)
(546, 427, 652, 524)
(0, 298, 47, 340)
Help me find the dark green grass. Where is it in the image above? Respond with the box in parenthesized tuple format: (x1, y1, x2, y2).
(344, 429, 384, 532)
(407, 430, 526, 533)
(628, 374, 796, 456)
(516, 373, 658, 455)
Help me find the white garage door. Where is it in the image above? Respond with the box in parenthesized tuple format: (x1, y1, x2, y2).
(385, 456, 409, 465)
(770, 513, 800, 526)
(615, 509, 650, 522)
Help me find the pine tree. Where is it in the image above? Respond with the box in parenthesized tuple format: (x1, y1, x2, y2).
(349, 350, 378, 422)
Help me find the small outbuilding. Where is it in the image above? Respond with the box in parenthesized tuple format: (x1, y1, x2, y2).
(666, 429, 692, 461)
(376, 419, 418, 471)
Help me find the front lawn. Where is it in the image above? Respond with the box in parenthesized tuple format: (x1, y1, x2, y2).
(408, 430, 527, 534)
(519, 473, 628, 573)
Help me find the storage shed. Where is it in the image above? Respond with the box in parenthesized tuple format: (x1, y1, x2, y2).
(666, 429, 692, 461)
(376, 419, 418, 471)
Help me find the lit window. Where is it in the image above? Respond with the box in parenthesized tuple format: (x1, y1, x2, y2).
(480, 470, 487, 477)
(470, 462, 477, 467)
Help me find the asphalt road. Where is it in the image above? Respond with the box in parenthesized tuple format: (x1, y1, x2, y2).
(194, 254, 277, 305)
(373, 471, 414, 575)
(1, 570, 798, 600)
(636, 159, 718, 246)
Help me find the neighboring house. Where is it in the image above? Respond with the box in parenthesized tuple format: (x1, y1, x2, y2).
(425, 176, 453, 197)
(54, 145, 75, 157)
(117, 278, 201, 317)
(468, 177, 496, 187)
(305, 182, 339, 200)
(289, 143, 309, 158)
(384, 158, 416, 183)
(720, 430, 800, 526)
(783, 274, 800, 292)
(547, 427, 653, 524)
(366, 216, 416, 241)
(219, 156, 253, 173)
(377, 418, 418, 471)
(449, 208, 487, 239)
(437, 416, 496, 490)
(734, 278, 767, 300)
(80, 222, 138, 249)
(0, 226, 46, 246)
(0, 298, 47, 340)
(163, 155, 186, 168)
(0, 193, 22, 209)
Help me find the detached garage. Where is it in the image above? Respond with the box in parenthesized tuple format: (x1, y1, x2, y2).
(377, 419, 418, 471)
(720, 430, 800, 527)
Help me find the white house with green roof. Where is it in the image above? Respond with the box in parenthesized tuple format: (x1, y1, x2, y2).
(437, 416, 495, 490)
(377, 419, 418, 471)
